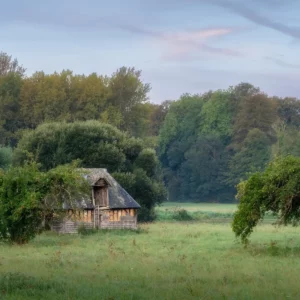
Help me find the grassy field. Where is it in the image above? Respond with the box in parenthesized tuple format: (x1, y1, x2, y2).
(158, 202, 237, 213)
(156, 202, 237, 222)
(1, 203, 300, 299)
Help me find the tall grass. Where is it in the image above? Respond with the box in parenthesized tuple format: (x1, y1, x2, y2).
(156, 202, 278, 223)
(156, 207, 234, 221)
(1, 222, 300, 299)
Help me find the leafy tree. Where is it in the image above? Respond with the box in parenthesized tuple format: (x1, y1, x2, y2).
(150, 100, 172, 136)
(18, 66, 153, 138)
(113, 169, 166, 221)
(231, 93, 277, 148)
(0, 161, 89, 244)
(0, 73, 23, 145)
(14, 122, 123, 170)
(277, 97, 300, 128)
(109, 67, 150, 114)
(20, 71, 109, 128)
(180, 135, 229, 201)
(159, 91, 234, 201)
(224, 93, 278, 187)
(0, 52, 26, 77)
(199, 90, 233, 143)
(68, 72, 110, 121)
(272, 121, 300, 158)
(100, 105, 123, 128)
(134, 148, 159, 178)
(226, 129, 272, 186)
(232, 156, 300, 244)
(0, 52, 158, 141)
(108, 67, 151, 133)
(159, 94, 204, 161)
(229, 82, 260, 103)
(125, 103, 155, 137)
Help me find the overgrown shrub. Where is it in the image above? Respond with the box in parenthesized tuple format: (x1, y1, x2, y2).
(173, 208, 193, 221)
(0, 161, 89, 244)
(137, 206, 157, 222)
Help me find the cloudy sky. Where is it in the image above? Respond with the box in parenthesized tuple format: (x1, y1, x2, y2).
(1, 0, 299, 102)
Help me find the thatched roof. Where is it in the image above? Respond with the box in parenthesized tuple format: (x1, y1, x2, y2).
(66, 168, 140, 210)
(82, 168, 114, 187)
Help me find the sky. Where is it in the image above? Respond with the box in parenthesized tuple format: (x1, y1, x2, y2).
(1, 0, 300, 103)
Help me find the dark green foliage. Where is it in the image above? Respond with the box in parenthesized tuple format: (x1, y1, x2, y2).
(199, 90, 233, 143)
(226, 129, 272, 186)
(181, 135, 229, 200)
(159, 91, 237, 202)
(14, 121, 166, 221)
(0, 146, 12, 169)
(158, 84, 295, 203)
(134, 148, 159, 178)
(172, 208, 193, 221)
(231, 93, 277, 148)
(0, 73, 23, 146)
(0, 162, 44, 244)
(232, 156, 300, 244)
(277, 97, 300, 128)
(14, 121, 130, 171)
(0, 161, 89, 244)
(113, 169, 166, 222)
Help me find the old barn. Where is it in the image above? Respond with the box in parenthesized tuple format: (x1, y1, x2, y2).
(51, 168, 140, 233)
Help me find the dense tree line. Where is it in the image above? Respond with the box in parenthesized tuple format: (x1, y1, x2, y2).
(0, 52, 168, 147)
(159, 84, 300, 202)
(1, 51, 300, 204)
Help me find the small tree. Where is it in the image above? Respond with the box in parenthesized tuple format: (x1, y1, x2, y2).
(232, 156, 300, 244)
(0, 161, 89, 244)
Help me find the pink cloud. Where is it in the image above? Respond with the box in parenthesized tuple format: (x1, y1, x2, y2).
(156, 28, 242, 61)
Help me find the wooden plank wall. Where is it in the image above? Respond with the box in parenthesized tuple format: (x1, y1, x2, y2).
(51, 208, 138, 233)
(109, 209, 136, 222)
(51, 220, 94, 234)
(67, 210, 93, 222)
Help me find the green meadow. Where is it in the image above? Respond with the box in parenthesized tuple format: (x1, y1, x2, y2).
(1, 203, 300, 299)
(158, 202, 237, 213)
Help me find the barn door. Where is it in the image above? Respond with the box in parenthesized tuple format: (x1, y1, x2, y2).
(94, 187, 108, 207)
